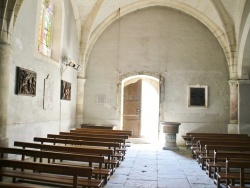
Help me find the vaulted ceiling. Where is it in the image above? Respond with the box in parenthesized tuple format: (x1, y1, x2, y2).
(72, 0, 245, 42)
(71, 0, 247, 79)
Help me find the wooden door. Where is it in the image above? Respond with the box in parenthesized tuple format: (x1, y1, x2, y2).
(123, 80, 142, 137)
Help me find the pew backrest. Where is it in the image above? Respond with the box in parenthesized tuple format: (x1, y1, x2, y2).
(47, 134, 125, 145)
(66, 131, 129, 139)
(75, 128, 132, 136)
(0, 147, 105, 164)
(34, 137, 120, 149)
(14, 141, 113, 156)
(205, 145, 250, 156)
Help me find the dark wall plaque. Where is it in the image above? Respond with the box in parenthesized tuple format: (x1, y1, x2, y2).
(61, 80, 71, 100)
(190, 88, 205, 106)
(188, 85, 208, 108)
(16, 67, 36, 96)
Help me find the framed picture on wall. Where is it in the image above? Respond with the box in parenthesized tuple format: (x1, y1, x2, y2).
(16, 67, 37, 96)
(61, 80, 71, 100)
(187, 85, 208, 108)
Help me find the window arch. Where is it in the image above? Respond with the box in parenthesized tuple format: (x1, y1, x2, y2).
(38, 0, 53, 57)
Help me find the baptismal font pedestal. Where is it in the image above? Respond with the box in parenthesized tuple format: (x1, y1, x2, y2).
(160, 122, 181, 150)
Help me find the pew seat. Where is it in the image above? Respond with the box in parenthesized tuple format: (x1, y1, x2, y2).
(0, 159, 103, 188)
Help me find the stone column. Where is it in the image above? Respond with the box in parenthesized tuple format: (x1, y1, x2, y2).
(237, 80, 250, 134)
(228, 80, 239, 134)
(75, 77, 86, 127)
(0, 43, 13, 147)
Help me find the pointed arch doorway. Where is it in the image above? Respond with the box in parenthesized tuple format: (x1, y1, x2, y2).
(121, 75, 159, 143)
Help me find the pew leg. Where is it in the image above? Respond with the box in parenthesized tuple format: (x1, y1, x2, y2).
(12, 177, 16, 183)
(216, 177, 220, 188)
(208, 167, 212, 177)
(231, 179, 235, 186)
(104, 175, 108, 184)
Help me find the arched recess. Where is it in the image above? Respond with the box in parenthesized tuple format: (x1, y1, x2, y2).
(238, 12, 250, 79)
(118, 73, 161, 141)
(80, 1, 232, 78)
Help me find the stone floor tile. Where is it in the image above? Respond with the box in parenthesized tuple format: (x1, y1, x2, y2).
(189, 184, 217, 188)
(158, 178, 191, 188)
(114, 167, 131, 175)
(130, 164, 158, 172)
(158, 170, 186, 176)
(119, 161, 134, 168)
(124, 179, 157, 188)
(128, 170, 157, 181)
(105, 183, 125, 188)
(108, 174, 128, 184)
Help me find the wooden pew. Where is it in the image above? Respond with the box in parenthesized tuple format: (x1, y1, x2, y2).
(206, 151, 250, 178)
(34, 137, 120, 152)
(183, 133, 248, 148)
(0, 182, 36, 188)
(33, 137, 124, 162)
(74, 128, 132, 136)
(47, 133, 127, 155)
(216, 159, 250, 188)
(14, 141, 117, 174)
(58, 132, 126, 159)
(196, 140, 250, 168)
(0, 147, 110, 184)
(201, 145, 250, 170)
(69, 130, 129, 139)
(190, 136, 250, 158)
(0, 158, 102, 188)
(193, 137, 250, 150)
(47, 134, 125, 146)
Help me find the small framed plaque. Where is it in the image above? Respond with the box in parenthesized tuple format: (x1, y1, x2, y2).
(188, 85, 208, 108)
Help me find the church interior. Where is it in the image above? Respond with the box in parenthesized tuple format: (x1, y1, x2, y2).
(0, 0, 250, 187)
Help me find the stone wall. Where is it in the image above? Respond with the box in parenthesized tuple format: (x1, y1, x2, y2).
(85, 7, 230, 145)
(6, 0, 79, 146)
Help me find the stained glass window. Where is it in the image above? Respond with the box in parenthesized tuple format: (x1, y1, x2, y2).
(38, 0, 53, 57)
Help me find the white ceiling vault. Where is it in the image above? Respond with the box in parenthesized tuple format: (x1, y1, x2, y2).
(71, 0, 247, 79)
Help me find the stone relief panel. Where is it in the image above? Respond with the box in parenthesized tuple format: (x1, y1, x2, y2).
(61, 80, 71, 100)
(16, 67, 36, 96)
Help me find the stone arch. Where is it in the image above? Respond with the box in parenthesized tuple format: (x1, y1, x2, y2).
(81, 1, 231, 78)
(238, 12, 250, 79)
(116, 72, 161, 129)
(0, 0, 23, 44)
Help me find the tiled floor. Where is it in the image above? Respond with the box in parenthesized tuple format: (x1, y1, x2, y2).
(105, 143, 217, 188)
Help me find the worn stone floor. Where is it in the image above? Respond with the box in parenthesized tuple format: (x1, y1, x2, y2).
(105, 143, 216, 188)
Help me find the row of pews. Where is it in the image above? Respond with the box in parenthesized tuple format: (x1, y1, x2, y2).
(0, 127, 132, 188)
(182, 132, 250, 188)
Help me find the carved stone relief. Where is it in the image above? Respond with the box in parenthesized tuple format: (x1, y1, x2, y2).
(16, 67, 36, 96)
(61, 80, 71, 100)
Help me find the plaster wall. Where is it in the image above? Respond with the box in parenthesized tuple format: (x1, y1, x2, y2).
(7, 0, 79, 146)
(85, 7, 230, 145)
